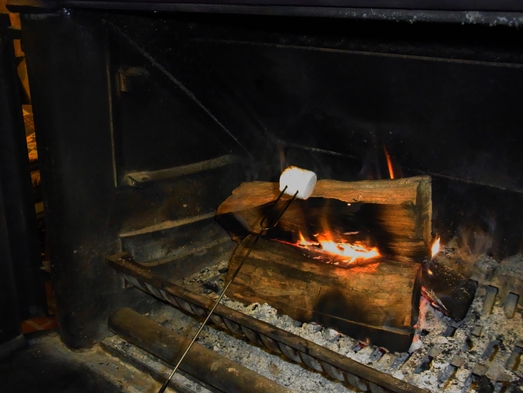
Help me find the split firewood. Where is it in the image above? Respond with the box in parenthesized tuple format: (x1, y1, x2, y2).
(215, 176, 432, 263)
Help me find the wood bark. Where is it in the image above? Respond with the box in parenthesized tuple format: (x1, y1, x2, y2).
(227, 236, 422, 352)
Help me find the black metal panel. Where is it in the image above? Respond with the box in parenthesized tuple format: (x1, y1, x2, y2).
(0, 179, 22, 349)
(19, 10, 159, 348)
(103, 13, 523, 190)
(0, 37, 22, 340)
(0, 14, 46, 321)
(20, 9, 247, 348)
(108, 28, 249, 179)
(7, 0, 523, 27)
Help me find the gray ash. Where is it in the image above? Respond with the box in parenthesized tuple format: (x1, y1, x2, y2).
(170, 249, 523, 392)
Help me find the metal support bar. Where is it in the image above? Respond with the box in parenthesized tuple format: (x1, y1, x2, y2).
(124, 154, 242, 187)
(8, 1, 523, 26)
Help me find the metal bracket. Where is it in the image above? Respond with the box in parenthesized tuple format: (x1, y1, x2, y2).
(124, 154, 242, 188)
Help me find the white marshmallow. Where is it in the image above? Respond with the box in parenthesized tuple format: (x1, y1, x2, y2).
(279, 166, 317, 200)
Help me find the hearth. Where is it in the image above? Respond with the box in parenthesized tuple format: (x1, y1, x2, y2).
(9, 1, 523, 391)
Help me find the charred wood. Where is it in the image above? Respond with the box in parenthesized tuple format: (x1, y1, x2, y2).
(422, 259, 478, 321)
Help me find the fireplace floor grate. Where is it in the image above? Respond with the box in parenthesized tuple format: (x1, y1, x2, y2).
(106, 252, 523, 393)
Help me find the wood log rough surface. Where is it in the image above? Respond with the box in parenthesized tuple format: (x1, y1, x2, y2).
(216, 176, 432, 262)
(227, 236, 422, 352)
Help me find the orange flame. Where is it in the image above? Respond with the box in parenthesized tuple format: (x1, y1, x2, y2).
(383, 145, 395, 180)
(431, 237, 441, 258)
(296, 231, 379, 264)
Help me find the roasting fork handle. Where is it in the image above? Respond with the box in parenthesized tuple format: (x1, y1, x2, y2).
(158, 187, 298, 393)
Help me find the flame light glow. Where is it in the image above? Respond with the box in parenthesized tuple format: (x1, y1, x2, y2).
(431, 237, 441, 258)
(383, 145, 395, 180)
(296, 232, 380, 264)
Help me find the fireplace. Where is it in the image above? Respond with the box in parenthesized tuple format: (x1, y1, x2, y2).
(9, 1, 523, 392)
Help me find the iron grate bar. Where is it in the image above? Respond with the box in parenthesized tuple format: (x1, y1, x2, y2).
(106, 252, 428, 393)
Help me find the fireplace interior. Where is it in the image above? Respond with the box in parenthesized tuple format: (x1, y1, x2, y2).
(2, 1, 523, 392)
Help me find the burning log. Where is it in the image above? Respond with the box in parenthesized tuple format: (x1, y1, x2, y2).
(215, 176, 431, 263)
(226, 236, 422, 353)
(216, 176, 431, 351)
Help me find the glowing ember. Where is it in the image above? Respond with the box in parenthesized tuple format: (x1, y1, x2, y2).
(296, 232, 380, 264)
(431, 237, 441, 258)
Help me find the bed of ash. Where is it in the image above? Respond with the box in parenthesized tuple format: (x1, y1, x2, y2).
(148, 248, 523, 393)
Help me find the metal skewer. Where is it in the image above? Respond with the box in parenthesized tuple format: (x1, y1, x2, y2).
(158, 186, 298, 393)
